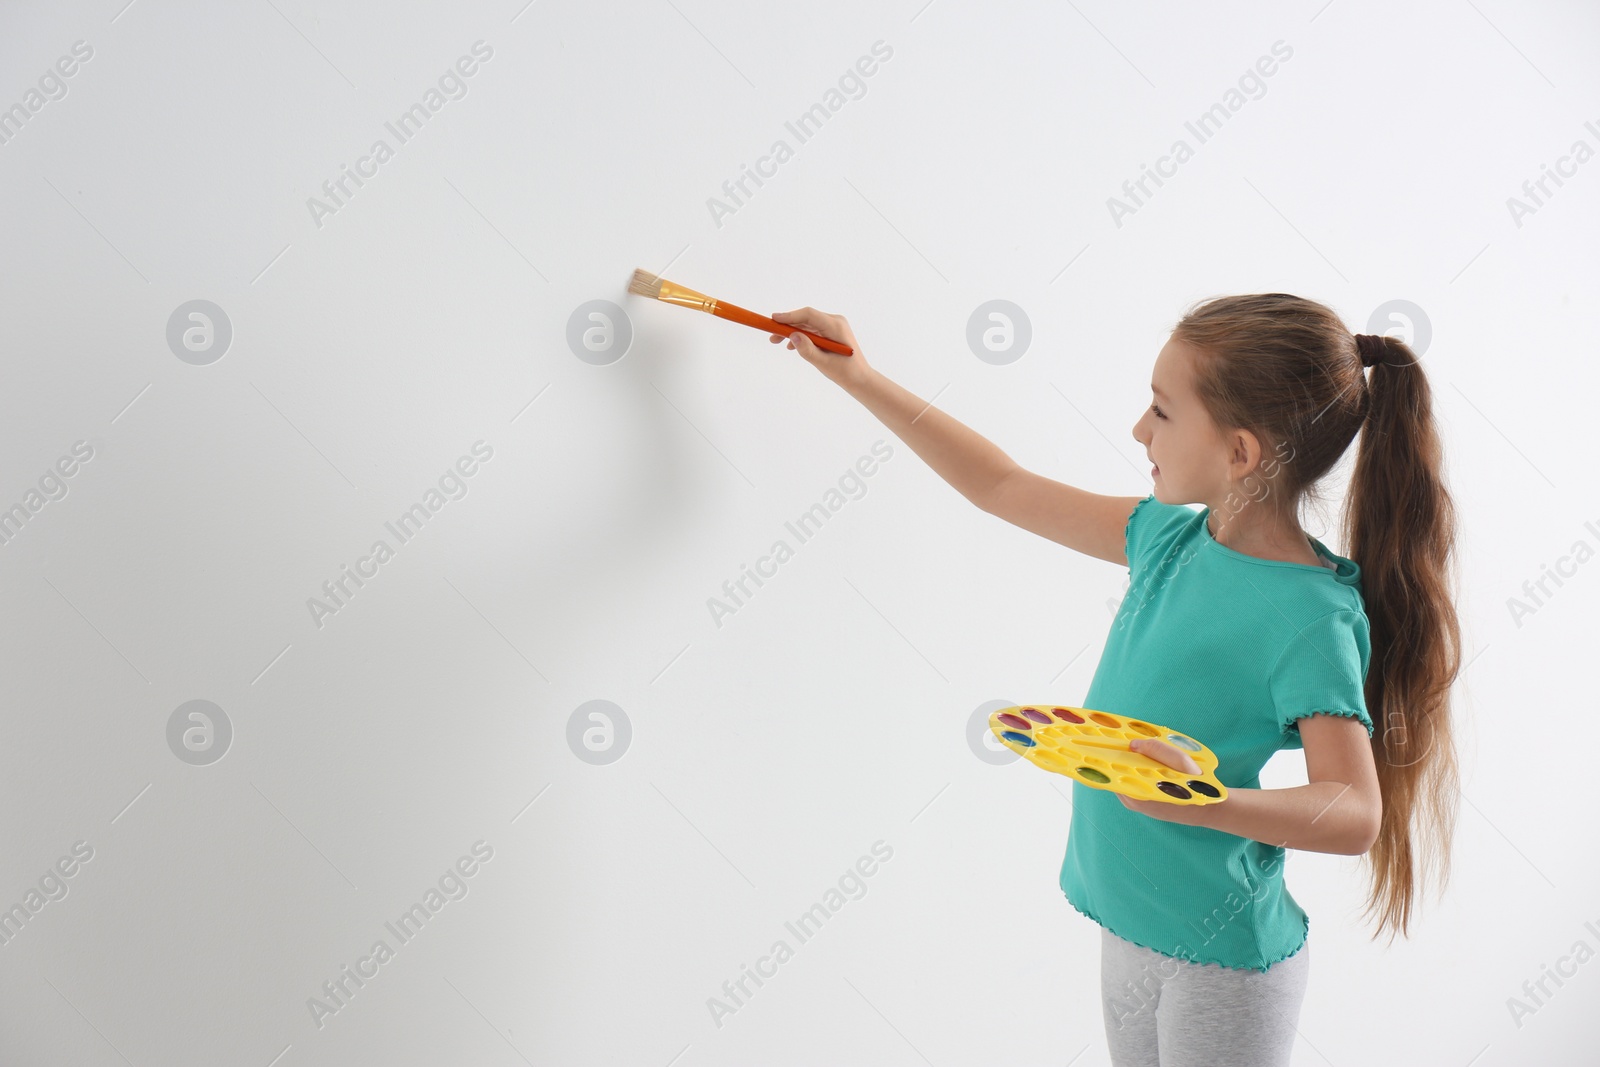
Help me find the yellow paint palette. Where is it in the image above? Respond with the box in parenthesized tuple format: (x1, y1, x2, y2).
(989, 704, 1228, 805)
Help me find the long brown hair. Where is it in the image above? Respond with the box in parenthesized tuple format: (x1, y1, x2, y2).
(1171, 293, 1462, 942)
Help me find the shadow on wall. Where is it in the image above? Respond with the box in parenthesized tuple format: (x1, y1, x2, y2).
(439, 292, 713, 653)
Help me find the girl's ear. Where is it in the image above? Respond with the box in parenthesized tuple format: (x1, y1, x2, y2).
(1223, 426, 1263, 475)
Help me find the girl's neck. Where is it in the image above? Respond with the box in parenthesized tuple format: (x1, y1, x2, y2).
(1207, 507, 1320, 565)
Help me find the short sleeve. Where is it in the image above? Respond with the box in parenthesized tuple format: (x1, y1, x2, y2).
(1268, 610, 1375, 750)
(1123, 494, 1198, 576)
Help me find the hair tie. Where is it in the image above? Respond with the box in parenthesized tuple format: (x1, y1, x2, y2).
(1355, 333, 1387, 368)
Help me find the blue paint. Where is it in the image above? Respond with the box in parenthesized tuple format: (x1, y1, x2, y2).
(1001, 730, 1036, 748)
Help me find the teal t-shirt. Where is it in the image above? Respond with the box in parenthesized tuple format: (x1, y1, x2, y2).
(1059, 493, 1375, 971)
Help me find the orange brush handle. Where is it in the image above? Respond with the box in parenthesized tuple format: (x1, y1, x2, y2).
(713, 302, 854, 356)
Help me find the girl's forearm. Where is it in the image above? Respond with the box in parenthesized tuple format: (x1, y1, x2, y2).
(845, 367, 1018, 510)
(1201, 782, 1379, 856)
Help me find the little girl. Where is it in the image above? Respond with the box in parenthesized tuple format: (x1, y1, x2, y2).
(769, 294, 1461, 1067)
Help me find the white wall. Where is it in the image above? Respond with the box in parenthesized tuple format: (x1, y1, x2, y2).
(1, 1, 1596, 1064)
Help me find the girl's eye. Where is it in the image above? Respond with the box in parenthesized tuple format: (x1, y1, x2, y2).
(1150, 404, 1166, 419)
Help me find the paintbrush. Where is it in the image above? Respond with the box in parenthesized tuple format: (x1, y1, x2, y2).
(628, 269, 854, 356)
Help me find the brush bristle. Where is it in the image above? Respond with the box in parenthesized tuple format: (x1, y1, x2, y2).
(628, 268, 662, 298)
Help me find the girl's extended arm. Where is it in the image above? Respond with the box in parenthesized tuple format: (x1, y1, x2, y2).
(768, 307, 1014, 507)
(1123, 714, 1383, 856)
(769, 307, 1142, 566)
(848, 366, 1018, 509)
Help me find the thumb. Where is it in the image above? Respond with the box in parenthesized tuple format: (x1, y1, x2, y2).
(1131, 737, 1202, 775)
(789, 331, 819, 358)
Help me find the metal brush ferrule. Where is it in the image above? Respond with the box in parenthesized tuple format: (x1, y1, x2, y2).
(655, 279, 718, 313)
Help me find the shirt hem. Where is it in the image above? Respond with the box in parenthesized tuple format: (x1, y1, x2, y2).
(1122, 493, 1158, 571)
(1281, 705, 1376, 740)
(1063, 890, 1310, 973)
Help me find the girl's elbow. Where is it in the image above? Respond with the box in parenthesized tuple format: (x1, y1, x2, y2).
(1349, 804, 1382, 855)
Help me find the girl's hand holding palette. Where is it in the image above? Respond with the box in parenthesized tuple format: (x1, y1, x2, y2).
(989, 705, 1228, 805)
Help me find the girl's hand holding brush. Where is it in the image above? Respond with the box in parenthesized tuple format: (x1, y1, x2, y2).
(768, 308, 874, 392)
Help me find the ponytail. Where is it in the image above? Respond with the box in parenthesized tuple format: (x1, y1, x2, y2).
(1344, 334, 1463, 941)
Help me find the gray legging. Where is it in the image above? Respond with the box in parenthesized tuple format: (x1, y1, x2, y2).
(1100, 927, 1311, 1067)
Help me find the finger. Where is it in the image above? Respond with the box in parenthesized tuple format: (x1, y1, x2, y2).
(790, 332, 818, 357)
(1132, 738, 1170, 770)
(1134, 738, 1202, 775)
(1172, 744, 1201, 774)
(771, 307, 831, 330)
